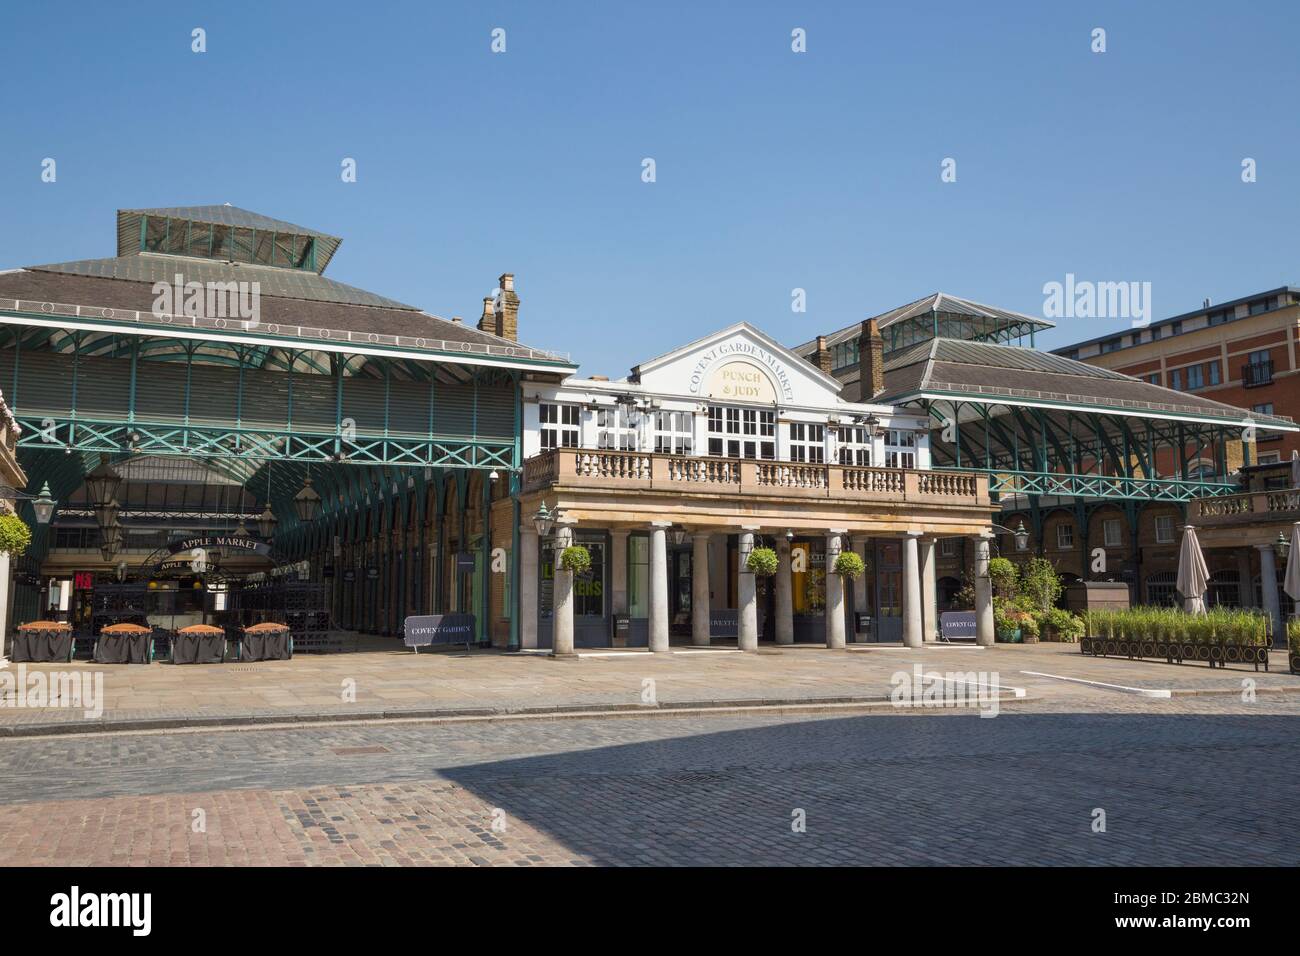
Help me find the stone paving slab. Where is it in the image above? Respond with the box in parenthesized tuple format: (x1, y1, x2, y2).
(0, 695, 1296, 866)
(0, 642, 1295, 737)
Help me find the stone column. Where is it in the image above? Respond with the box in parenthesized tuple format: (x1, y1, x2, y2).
(902, 531, 923, 648)
(825, 531, 847, 649)
(692, 532, 711, 646)
(920, 537, 938, 642)
(609, 529, 630, 615)
(775, 537, 795, 645)
(518, 526, 539, 649)
(737, 528, 759, 651)
(1237, 548, 1255, 608)
(649, 522, 671, 653)
(974, 534, 994, 647)
(551, 524, 576, 657)
(1256, 543, 1282, 644)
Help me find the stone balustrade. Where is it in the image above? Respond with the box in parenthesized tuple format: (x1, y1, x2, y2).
(522, 448, 988, 505)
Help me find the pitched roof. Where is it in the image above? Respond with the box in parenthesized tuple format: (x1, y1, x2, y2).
(117, 205, 343, 272)
(875, 338, 1297, 430)
(793, 292, 1054, 352)
(27, 254, 413, 310)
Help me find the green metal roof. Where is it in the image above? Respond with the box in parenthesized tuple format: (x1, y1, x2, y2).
(117, 205, 343, 273)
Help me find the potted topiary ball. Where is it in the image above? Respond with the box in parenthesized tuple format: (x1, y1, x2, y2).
(831, 550, 865, 579)
(559, 545, 592, 576)
(746, 546, 779, 576)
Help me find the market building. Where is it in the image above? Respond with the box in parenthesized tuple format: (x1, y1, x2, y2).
(502, 322, 997, 653)
(0, 204, 574, 651)
(796, 293, 1299, 621)
(1053, 287, 1300, 632)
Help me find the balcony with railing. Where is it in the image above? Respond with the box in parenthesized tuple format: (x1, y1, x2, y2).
(1242, 359, 1274, 388)
(1194, 487, 1300, 527)
(521, 447, 988, 506)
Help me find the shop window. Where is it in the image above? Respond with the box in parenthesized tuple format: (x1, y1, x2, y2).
(789, 422, 826, 463)
(540, 402, 580, 450)
(790, 541, 825, 616)
(884, 429, 916, 469)
(835, 425, 872, 467)
(628, 535, 648, 617)
(653, 410, 693, 455)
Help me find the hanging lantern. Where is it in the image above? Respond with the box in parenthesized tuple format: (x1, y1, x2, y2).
(293, 477, 322, 523)
(258, 503, 278, 540)
(92, 497, 120, 532)
(98, 523, 122, 562)
(532, 502, 555, 538)
(31, 482, 56, 525)
(84, 456, 123, 509)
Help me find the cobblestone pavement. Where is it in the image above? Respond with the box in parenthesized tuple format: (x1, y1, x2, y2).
(0, 689, 1296, 866)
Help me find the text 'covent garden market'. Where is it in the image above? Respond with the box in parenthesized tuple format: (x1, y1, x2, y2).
(0, 205, 1293, 662)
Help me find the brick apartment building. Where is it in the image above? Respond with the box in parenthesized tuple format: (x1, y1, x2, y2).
(1055, 287, 1300, 467)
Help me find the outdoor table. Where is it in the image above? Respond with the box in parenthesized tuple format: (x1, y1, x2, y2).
(171, 624, 227, 664)
(10, 621, 73, 662)
(93, 623, 153, 664)
(241, 622, 292, 661)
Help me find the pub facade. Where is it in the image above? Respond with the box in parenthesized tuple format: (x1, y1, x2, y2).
(497, 323, 997, 654)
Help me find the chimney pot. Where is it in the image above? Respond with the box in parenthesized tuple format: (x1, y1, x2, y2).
(859, 319, 884, 400)
(480, 273, 520, 342)
(813, 336, 833, 375)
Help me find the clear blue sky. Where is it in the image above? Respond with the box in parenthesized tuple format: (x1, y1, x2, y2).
(3, 1, 1298, 372)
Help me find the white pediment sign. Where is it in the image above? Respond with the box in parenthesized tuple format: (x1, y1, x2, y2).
(635, 325, 841, 407)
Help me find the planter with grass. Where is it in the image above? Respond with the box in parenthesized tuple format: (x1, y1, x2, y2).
(1081, 607, 1271, 671)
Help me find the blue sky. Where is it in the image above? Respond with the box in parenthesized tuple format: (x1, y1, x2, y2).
(3, 1, 1298, 372)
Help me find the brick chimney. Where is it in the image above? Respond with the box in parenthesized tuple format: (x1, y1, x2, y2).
(858, 318, 884, 399)
(813, 335, 833, 375)
(476, 273, 519, 341)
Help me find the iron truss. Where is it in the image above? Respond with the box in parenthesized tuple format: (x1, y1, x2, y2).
(975, 469, 1237, 501)
(15, 416, 514, 469)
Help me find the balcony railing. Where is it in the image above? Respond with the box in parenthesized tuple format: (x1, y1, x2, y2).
(1195, 488, 1300, 524)
(522, 448, 988, 505)
(1242, 360, 1274, 387)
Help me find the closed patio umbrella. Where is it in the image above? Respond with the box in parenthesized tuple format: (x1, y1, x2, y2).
(1291, 450, 1300, 488)
(1284, 522, 1300, 604)
(1176, 524, 1210, 614)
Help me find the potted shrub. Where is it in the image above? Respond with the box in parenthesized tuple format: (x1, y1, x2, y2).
(1288, 618, 1300, 675)
(1040, 607, 1082, 643)
(831, 550, 865, 579)
(559, 545, 591, 575)
(746, 546, 778, 577)
(994, 605, 1023, 643)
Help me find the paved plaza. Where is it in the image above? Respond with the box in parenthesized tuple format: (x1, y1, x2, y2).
(0, 643, 1296, 866)
(1, 641, 1297, 734)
